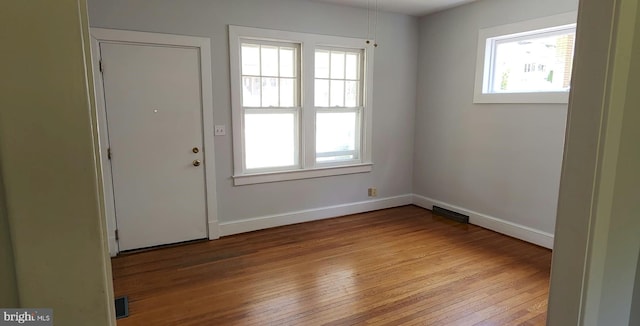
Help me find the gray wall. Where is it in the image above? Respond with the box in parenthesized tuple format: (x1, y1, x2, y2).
(88, 0, 418, 224)
(0, 169, 18, 307)
(413, 0, 578, 235)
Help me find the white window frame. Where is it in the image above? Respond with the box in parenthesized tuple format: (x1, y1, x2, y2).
(473, 11, 577, 104)
(229, 26, 374, 186)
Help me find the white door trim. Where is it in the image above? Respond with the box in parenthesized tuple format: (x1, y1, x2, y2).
(90, 28, 219, 256)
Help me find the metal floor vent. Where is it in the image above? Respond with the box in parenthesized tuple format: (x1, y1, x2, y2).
(115, 296, 129, 319)
(433, 206, 469, 224)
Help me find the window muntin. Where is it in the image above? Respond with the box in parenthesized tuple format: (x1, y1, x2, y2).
(314, 49, 362, 108)
(488, 27, 576, 94)
(241, 42, 299, 108)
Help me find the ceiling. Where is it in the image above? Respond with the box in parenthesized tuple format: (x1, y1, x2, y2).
(310, 0, 478, 16)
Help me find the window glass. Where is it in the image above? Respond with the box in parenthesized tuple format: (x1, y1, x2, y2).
(315, 51, 330, 79)
(316, 112, 357, 162)
(260, 46, 278, 77)
(330, 52, 345, 79)
(242, 76, 261, 107)
(315, 79, 329, 107)
(241, 44, 260, 76)
(245, 113, 296, 169)
(330, 80, 345, 107)
(491, 30, 575, 93)
(279, 48, 295, 78)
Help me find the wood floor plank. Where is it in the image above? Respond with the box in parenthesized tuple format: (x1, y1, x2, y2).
(112, 205, 552, 325)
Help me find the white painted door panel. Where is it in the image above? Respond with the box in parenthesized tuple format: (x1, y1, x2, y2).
(101, 42, 207, 251)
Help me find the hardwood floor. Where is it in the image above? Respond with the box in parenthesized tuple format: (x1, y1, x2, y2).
(111, 205, 552, 325)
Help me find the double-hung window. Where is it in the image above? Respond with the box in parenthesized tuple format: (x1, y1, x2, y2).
(229, 26, 373, 185)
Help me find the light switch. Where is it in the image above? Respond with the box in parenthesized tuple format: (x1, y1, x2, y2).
(214, 125, 226, 136)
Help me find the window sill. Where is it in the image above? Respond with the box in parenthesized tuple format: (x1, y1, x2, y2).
(473, 91, 569, 104)
(233, 163, 373, 186)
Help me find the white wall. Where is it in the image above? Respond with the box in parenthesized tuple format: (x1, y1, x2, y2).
(88, 0, 418, 228)
(413, 0, 578, 240)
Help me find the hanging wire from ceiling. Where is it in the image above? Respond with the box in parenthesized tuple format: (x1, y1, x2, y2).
(366, 0, 379, 48)
(374, 0, 379, 47)
(367, 0, 371, 41)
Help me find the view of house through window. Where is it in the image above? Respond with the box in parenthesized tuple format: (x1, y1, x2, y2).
(490, 27, 576, 93)
(474, 13, 577, 104)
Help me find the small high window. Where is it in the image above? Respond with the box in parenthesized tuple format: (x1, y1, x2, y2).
(474, 12, 577, 104)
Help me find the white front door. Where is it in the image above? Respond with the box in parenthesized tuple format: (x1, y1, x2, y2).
(100, 42, 208, 251)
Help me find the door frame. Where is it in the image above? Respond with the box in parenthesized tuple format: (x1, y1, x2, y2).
(90, 28, 220, 256)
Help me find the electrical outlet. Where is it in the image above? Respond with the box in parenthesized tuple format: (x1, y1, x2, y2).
(214, 125, 226, 136)
(368, 187, 377, 197)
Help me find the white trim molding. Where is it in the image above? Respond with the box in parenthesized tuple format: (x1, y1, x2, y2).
(412, 194, 554, 249)
(233, 163, 373, 186)
(219, 193, 554, 249)
(220, 194, 413, 236)
(90, 28, 220, 256)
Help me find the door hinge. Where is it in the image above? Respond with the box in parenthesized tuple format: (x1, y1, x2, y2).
(115, 229, 119, 241)
(99, 60, 103, 73)
(107, 147, 112, 160)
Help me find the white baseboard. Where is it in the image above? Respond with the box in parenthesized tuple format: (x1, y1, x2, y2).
(108, 236, 118, 257)
(208, 221, 221, 240)
(108, 193, 552, 254)
(219, 194, 413, 236)
(412, 194, 554, 249)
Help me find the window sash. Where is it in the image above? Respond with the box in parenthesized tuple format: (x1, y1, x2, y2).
(314, 47, 364, 108)
(242, 108, 300, 173)
(240, 41, 301, 108)
(315, 107, 362, 166)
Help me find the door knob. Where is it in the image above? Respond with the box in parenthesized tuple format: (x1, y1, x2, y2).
(192, 159, 201, 167)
